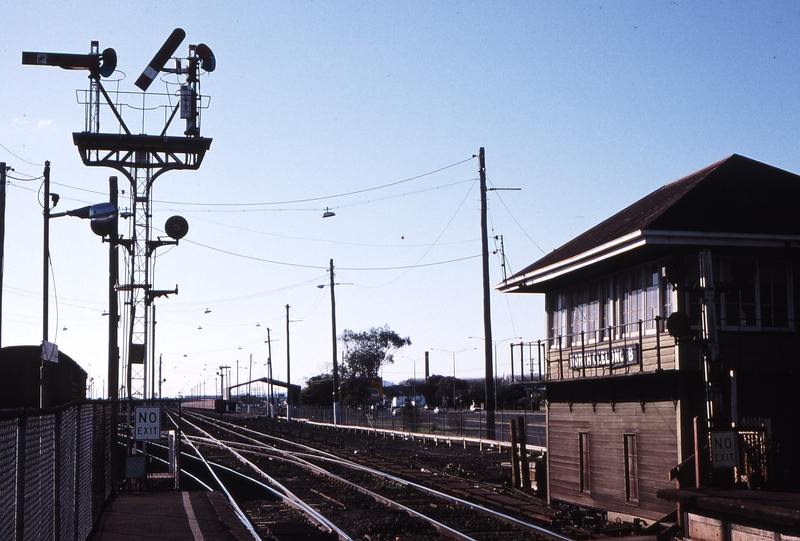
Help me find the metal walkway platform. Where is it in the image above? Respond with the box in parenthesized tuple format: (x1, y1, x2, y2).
(88, 491, 255, 541)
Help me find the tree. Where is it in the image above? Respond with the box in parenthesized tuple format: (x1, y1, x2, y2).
(339, 325, 411, 406)
(299, 375, 333, 407)
(496, 379, 528, 409)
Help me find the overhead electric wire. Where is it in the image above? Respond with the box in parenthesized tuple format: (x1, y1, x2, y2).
(337, 253, 481, 271)
(156, 177, 476, 214)
(487, 175, 546, 255)
(50, 181, 109, 197)
(169, 212, 478, 249)
(156, 155, 477, 208)
(180, 238, 328, 269)
(175, 171, 483, 273)
(312, 177, 476, 212)
(364, 178, 480, 287)
(6, 173, 42, 182)
(182, 235, 480, 272)
(8, 155, 476, 216)
(0, 142, 43, 167)
(163, 275, 329, 311)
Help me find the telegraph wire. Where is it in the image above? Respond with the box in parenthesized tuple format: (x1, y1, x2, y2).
(7, 173, 43, 182)
(168, 211, 478, 249)
(156, 177, 476, 214)
(337, 253, 481, 272)
(7, 156, 476, 215)
(360, 178, 480, 287)
(181, 235, 480, 272)
(156, 156, 477, 208)
(162, 275, 329, 312)
(323, 178, 477, 211)
(487, 174, 546, 255)
(0, 142, 43, 167)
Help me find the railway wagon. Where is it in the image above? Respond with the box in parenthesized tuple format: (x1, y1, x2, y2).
(0, 345, 87, 409)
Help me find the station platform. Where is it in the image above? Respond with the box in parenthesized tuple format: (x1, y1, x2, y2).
(88, 491, 255, 541)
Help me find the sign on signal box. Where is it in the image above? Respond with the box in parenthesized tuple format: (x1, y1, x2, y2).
(135, 407, 161, 441)
(711, 431, 737, 469)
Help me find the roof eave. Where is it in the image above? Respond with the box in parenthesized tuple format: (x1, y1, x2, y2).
(642, 229, 800, 248)
(497, 230, 646, 293)
(497, 229, 800, 293)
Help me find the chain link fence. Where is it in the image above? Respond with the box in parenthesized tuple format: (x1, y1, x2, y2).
(292, 405, 546, 448)
(0, 402, 116, 541)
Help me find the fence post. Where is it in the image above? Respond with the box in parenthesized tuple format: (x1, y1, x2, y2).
(53, 410, 61, 541)
(539, 341, 544, 381)
(655, 316, 662, 370)
(176, 401, 182, 490)
(518, 416, 531, 490)
(581, 331, 586, 378)
(510, 420, 520, 487)
(694, 416, 709, 488)
(15, 412, 27, 541)
(638, 320, 644, 372)
(74, 405, 82, 541)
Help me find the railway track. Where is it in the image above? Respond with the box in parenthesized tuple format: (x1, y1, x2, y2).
(170, 409, 574, 541)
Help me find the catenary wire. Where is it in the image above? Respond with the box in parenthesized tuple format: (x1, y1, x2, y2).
(156, 155, 477, 208)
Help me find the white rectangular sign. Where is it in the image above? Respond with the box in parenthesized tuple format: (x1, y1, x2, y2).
(711, 431, 737, 469)
(134, 407, 161, 441)
(41, 341, 58, 363)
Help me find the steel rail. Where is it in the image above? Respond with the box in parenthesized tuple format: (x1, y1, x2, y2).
(175, 416, 263, 541)
(209, 435, 572, 541)
(184, 434, 477, 541)
(144, 447, 216, 491)
(182, 410, 573, 541)
(180, 414, 353, 541)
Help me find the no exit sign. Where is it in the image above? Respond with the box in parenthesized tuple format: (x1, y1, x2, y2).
(135, 407, 161, 441)
(711, 431, 737, 469)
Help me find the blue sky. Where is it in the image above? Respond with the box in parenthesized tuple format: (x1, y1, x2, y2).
(2, 1, 799, 398)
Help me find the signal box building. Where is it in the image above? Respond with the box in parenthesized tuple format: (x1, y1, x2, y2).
(499, 155, 800, 524)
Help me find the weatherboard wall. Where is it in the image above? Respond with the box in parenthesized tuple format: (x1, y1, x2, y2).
(547, 398, 678, 521)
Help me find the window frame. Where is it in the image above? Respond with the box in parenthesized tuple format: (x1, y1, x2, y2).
(579, 431, 591, 494)
(570, 287, 588, 344)
(623, 433, 639, 503)
(550, 293, 568, 348)
(720, 257, 794, 332)
(643, 264, 660, 333)
(602, 277, 617, 341)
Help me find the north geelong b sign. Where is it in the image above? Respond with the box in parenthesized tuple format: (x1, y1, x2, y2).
(134, 407, 161, 441)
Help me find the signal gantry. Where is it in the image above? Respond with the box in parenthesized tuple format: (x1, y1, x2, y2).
(23, 29, 215, 401)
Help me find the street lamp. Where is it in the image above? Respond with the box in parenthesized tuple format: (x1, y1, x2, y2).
(399, 355, 420, 402)
(430, 348, 476, 408)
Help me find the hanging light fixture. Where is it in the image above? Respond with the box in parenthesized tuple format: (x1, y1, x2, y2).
(322, 207, 335, 218)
